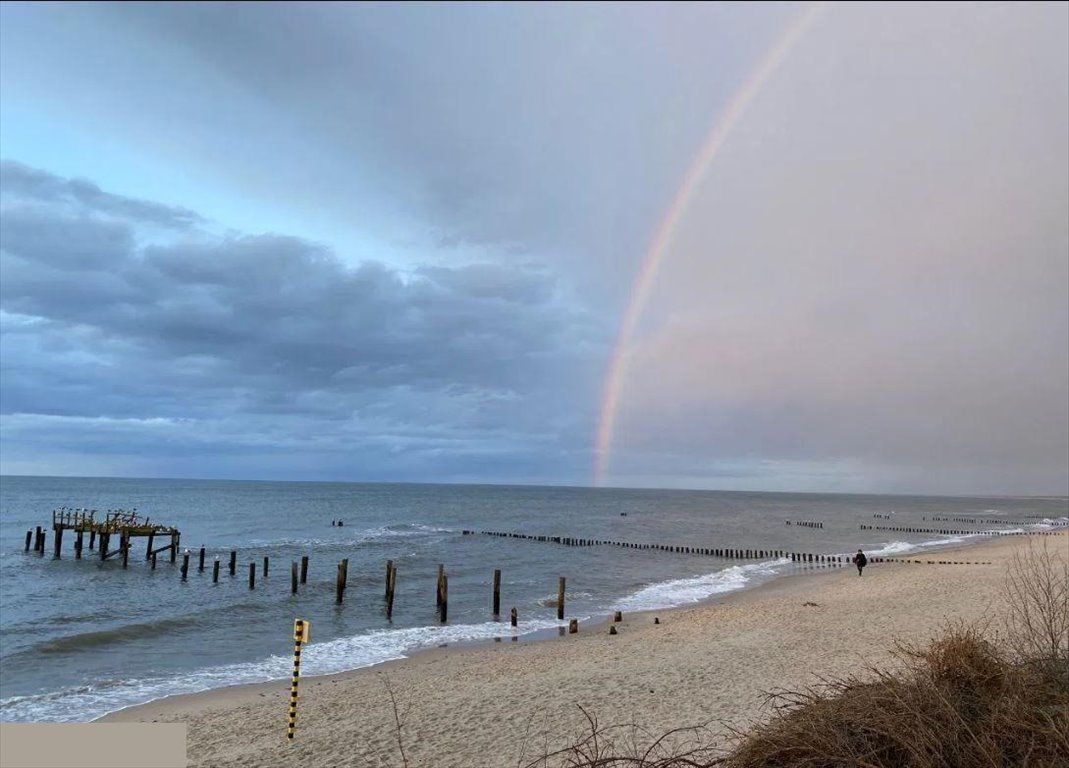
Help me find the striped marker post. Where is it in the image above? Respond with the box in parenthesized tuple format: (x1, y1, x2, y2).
(288, 618, 310, 740)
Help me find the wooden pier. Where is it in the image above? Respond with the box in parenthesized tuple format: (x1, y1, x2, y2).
(38, 507, 181, 564)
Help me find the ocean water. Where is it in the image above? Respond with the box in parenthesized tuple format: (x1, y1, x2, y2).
(0, 476, 1065, 722)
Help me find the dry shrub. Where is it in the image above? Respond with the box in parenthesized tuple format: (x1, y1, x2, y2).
(720, 623, 1069, 768)
(1004, 538, 1069, 673)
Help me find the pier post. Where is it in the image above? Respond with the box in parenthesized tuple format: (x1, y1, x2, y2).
(386, 562, 396, 620)
(181, 551, 189, 580)
(439, 573, 448, 623)
(121, 533, 129, 569)
(152, 552, 157, 570)
(169, 532, 177, 563)
(569, 618, 578, 634)
(199, 547, 206, 572)
(557, 576, 566, 621)
(436, 564, 444, 616)
(335, 561, 346, 604)
(99, 532, 108, 561)
(146, 533, 154, 560)
(492, 568, 501, 617)
(24, 530, 31, 552)
(511, 607, 518, 627)
(75, 530, 83, 559)
(89, 530, 96, 551)
(53, 526, 63, 559)
(263, 556, 269, 578)
(300, 555, 309, 584)
(212, 558, 220, 583)
(249, 562, 256, 589)
(291, 561, 298, 595)
(229, 551, 237, 576)
(385, 560, 394, 599)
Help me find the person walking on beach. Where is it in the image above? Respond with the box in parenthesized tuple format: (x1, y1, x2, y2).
(853, 549, 868, 576)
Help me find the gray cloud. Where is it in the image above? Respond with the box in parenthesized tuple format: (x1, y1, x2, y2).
(0, 165, 603, 480)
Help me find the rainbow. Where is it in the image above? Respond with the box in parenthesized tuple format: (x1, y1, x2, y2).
(593, 3, 825, 486)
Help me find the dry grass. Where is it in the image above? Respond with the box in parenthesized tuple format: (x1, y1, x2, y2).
(523, 542, 1069, 768)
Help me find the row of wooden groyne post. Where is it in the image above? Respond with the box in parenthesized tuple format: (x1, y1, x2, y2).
(860, 523, 1067, 536)
(465, 529, 848, 564)
(462, 530, 1008, 565)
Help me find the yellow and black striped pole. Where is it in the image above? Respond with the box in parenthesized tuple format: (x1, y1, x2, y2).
(288, 618, 309, 740)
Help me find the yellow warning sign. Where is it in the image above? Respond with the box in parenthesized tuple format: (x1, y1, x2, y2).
(293, 619, 310, 643)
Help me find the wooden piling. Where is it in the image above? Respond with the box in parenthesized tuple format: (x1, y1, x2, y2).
(249, 562, 256, 589)
(492, 568, 501, 616)
(24, 530, 32, 552)
(212, 558, 220, 583)
(146, 533, 155, 560)
(75, 530, 83, 559)
(53, 526, 63, 559)
(436, 564, 445, 616)
(385, 560, 394, 599)
(568, 618, 578, 634)
(263, 556, 269, 578)
(181, 552, 190, 580)
(510, 607, 517, 627)
(291, 561, 299, 595)
(300, 555, 309, 584)
(439, 573, 448, 623)
(335, 561, 345, 604)
(229, 551, 237, 576)
(152, 552, 157, 570)
(170, 532, 178, 563)
(121, 534, 129, 569)
(89, 529, 96, 551)
(386, 562, 396, 620)
(557, 576, 566, 621)
(199, 547, 206, 572)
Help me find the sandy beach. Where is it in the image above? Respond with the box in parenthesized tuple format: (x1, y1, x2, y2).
(104, 533, 1066, 767)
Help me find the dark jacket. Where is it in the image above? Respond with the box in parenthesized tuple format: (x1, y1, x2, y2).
(853, 552, 868, 567)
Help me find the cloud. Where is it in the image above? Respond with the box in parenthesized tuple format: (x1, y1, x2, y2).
(0, 164, 603, 481)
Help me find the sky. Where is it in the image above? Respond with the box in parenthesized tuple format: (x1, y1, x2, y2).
(1, 1, 1066, 495)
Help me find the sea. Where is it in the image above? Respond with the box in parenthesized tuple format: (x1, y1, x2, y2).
(1, 475, 1065, 723)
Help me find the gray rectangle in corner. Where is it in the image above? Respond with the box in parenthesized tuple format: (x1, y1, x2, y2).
(0, 724, 186, 768)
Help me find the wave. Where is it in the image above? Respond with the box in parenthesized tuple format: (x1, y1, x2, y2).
(612, 559, 788, 612)
(245, 523, 455, 548)
(0, 616, 565, 723)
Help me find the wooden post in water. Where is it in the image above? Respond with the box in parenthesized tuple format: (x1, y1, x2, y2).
(387, 562, 396, 620)
(436, 564, 445, 616)
(75, 530, 83, 559)
(229, 551, 237, 576)
(569, 618, 578, 634)
(439, 573, 448, 623)
(212, 557, 220, 583)
(89, 529, 96, 551)
(291, 561, 299, 595)
(300, 555, 309, 584)
(181, 551, 190, 580)
(263, 556, 269, 578)
(170, 532, 178, 563)
(121, 533, 129, 569)
(249, 562, 256, 589)
(38, 530, 46, 555)
(385, 560, 394, 599)
(335, 561, 346, 604)
(53, 525, 63, 559)
(557, 577, 566, 621)
(510, 607, 518, 627)
(199, 547, 206, 572)
(146, 533, 155, 560)
(25, 530, 32, 552)
(492, 569, 501, 617)
(99, 532, 108, 561)
(152, 551, 157, 570)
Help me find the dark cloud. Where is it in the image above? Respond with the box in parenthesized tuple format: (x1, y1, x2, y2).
(0, 161, 204, 229)
(0, 164, 603, 480)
